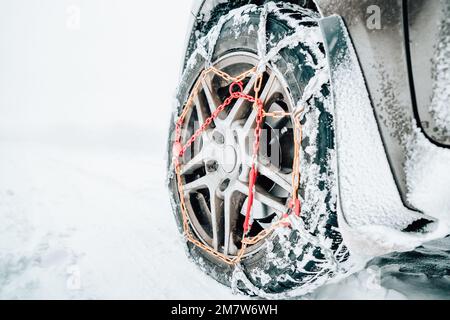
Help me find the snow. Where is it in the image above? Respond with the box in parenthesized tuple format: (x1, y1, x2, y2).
(0, 140, 243, 299)
(0, 138, 447, 299)
(405, 127, 450, 225)
(430, 2, 450, 131)
(0, 1, 448, 300)
(327, 16, 450, 258)
(0, 0, 239, 300)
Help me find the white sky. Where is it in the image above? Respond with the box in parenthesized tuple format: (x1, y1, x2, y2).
(0, 0, 193, 134)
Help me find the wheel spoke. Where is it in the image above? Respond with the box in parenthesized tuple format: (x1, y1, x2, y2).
(183, 172, 219, 193)
(208, 187, 220, 251)
(181, 96, 211, 160)
(181, 107, 194, 144)
(259, 73, 278, 103)
(202, 77, 221, 115)
(193, 94, 208, 126)
(223, 191, 237, 255)
(240, 73, 277, 137)
(241, 109, 257, 139)
(234, 181, 285, 214)
(257, 163, 292, 193)
(181, 151, 205, 175)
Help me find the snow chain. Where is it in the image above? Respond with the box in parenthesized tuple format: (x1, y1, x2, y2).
(172, 66, 303, 265)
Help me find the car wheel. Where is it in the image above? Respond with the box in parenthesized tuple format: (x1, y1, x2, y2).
(167, 3, 349, 297)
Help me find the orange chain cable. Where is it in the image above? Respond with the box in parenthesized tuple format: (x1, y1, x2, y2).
(172, 66, 302, 265)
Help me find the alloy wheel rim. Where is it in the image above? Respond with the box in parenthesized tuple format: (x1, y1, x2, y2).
(179, 52, 296, 257)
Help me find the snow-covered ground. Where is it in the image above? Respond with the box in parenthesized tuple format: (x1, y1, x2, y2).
(1, 137, 448, 299)
(0, 0, 448, 300)
(0, 137, 240, 299)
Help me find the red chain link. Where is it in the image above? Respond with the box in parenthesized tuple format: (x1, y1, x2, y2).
(243, 98, 264, 234)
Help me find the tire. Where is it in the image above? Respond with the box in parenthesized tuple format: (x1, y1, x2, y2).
(167, 3, 349, 297)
